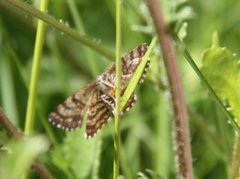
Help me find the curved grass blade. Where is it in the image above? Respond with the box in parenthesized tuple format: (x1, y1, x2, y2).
(120, 36, 157, 110)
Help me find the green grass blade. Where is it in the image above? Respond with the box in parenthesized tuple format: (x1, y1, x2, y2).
(24, 0, 49, 135)
(7, 0, 115, 61)
(113, 0, 122, 178)
(0, 53, 19, 125)
(120, 36, 157, 110)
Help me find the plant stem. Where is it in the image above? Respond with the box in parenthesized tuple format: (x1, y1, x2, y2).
(113, 0, 122, 178)
(7, 0, 115, 61)
(230, 134, 240, 179)
(148, 0, 193, 178)
(0, 107, 22, 140)
(120, 37, 156, 110)
(24, 0, 49, 135)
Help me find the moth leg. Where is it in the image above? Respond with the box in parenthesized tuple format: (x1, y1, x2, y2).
(101, 80, 115, 88)
(97, 74, 115, 89)
(101, 93, 116, 115)
(101, 92, 137, 116)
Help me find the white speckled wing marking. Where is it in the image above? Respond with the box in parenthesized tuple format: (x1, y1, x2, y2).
(48, 82, 97, 132)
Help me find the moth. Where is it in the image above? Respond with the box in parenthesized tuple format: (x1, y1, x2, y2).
(48, 43, 150, 138)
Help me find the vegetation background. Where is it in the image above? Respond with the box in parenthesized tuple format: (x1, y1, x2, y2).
(0, 0, 240, 178)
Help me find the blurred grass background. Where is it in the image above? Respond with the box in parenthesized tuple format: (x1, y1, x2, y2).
(0, 0, 240, 178)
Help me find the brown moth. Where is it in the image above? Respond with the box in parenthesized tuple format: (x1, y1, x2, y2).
(48, 44, 150, 138)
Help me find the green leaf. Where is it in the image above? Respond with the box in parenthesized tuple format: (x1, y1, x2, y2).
(0, 135, 49, 179)
(201, 44, 240, 125)
(51, 129, 101, 179)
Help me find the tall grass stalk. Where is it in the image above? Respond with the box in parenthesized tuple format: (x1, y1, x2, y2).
(120, 37, 156, 109)
(23, 1, 49, 178)
(113, 0, 122, 178)
(24, 0, 49, 135)
(7, 0, 115, 61)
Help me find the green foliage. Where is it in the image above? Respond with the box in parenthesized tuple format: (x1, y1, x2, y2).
(201, 42, 240, 125)
(0, 135, 49, 179)
(50, 130, 100, 178)
(0, 0, 240, 178)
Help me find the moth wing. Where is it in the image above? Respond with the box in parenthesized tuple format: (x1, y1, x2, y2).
(121, 43, 148, 75)
(48, 82, 96, 131)
(85, 89, 112, 138)
(138, 58, 150, 84)
(123, 93, 137, 112)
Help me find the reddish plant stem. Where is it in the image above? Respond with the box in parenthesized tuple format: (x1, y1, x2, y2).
(230, 134, 240, 179)
(147, 0, 193, 178)
(0, 107, 22, 140)
(0, 107, 53, 179)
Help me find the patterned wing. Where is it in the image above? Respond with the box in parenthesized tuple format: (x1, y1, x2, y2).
(123, 93, 137, 112)
(48, 82, 97, 131)
(48, 43, 150, 139)
(85, 89, 112, 138)
(85, 92, 137, 139)
(138, 58, 150, 84)
(121, 43, 149, 76)
(100, 92, 137, 113)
